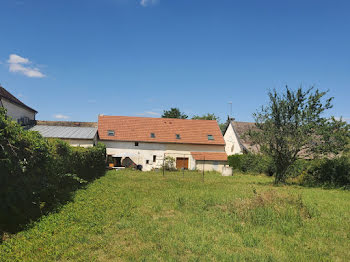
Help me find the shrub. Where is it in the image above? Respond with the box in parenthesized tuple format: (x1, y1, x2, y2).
(164, 156, 176, 171)
(228, 154, 275, 176)
(0, 108, 106, 237)
(70, 143, 106, 181)
(301, 157, 350, 187)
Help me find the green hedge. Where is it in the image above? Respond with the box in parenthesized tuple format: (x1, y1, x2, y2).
(301, 157, 350, 187)
(228, 154, 275, 176)
(228, 152, 350, 188)
(0, 108, 106, 236)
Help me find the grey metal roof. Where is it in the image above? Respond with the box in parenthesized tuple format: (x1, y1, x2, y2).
(30, 125, 97, 139)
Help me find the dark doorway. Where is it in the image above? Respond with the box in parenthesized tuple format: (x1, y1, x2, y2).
(113, 157, 122, 167)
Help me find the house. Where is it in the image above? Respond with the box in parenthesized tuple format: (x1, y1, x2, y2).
(30, 120, 98, 148)
(0, 86, 37, 125)
(223, 120, 259, 155)
(98, 115, 228, 171)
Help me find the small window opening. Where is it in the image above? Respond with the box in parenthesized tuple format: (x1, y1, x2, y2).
(135, 142, 139, 146)
(176, 134, 181, 139)
(146, 160, 150, 164)
(153, 155, 156, 162)
(208, 134, 214, 140)
(108, 130, 115, 136)
(150, 133, 156, 138)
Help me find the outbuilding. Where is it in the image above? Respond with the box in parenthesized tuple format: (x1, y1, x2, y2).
(31, 121, 98, 147)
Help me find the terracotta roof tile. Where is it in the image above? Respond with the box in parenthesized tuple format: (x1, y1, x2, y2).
(98, 115, 225, 145)
(191, 152, 228, 161)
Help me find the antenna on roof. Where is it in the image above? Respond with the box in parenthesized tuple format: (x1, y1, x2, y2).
(228, 102, 235, 121)
(228, 101, 232, 117)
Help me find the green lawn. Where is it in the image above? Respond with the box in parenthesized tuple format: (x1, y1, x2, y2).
(1, 170, 350, 261)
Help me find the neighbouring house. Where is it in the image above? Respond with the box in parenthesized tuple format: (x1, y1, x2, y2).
(98, 115, 228, 171)
(0, 86, 37, 126)
(30, 120, 98, 147)
(224, 119, 259, 155)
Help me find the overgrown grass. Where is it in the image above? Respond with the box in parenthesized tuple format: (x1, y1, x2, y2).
(1, 170, 350, 261)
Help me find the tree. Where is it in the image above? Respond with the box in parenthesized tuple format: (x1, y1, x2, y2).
(191, 113, 230, 134)
(192, 113, 220, 121)
(162, 108, 188, 119)
(248, 86, 350, 184)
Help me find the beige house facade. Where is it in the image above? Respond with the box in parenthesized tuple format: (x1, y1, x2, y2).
(103, 140, 227, 171)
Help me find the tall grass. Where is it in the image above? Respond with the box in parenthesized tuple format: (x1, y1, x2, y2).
(1, 170, 350, 261)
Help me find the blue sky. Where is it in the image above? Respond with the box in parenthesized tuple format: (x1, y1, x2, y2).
(0, 0, 349, 123)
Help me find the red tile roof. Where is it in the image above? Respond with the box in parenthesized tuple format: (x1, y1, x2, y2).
(191, 152, 228, 161)
(98, 115, 225, 145)
(0, 86, 37, 113)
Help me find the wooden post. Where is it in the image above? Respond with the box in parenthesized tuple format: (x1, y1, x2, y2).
(202, 156, 205, 182)
(162, 153, 165, 177)
(183, 154, 185, 178)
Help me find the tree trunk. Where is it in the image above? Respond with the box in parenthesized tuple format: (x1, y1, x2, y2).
(274, 162, 288, 184)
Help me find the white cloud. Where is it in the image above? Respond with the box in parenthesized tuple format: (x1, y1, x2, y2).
(54, 114, 70, 120)
(137, 111, 161, 116)
(140, 0, 158, 7)
(8, 54, 29, 64)
(7, 54, 45, 78)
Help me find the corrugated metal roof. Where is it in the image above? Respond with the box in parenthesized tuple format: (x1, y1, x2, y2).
(30, 125, 97, 139)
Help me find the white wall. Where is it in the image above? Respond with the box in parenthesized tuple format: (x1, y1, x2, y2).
(1, 98, 36, 122)
(62, 139, 95, 148)
(195, 160, 227, 172)
(103, 141, 166, 171)
(224, 123, 243, 155)
(102, 140, 226, 171)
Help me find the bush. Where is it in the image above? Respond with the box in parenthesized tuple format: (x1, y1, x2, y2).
(70, 143, 106, 181)
(0, 108, 106, 237)
(301, 157, 350, 187)
(228, 154, 275, 176)
(164, 156, 176, 171)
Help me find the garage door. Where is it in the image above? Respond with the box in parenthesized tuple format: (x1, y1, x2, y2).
(176, 157, 189, 169)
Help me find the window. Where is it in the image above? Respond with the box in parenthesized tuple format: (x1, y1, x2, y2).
(176, 134, 181, 139)
(146, 160, 150, 164)
(108, 130, 115, 136)
(153, 155, 156, 162)
(207, 134, 214, 140)
(135, 142, 139, 146)
(150, 133, 156, 138)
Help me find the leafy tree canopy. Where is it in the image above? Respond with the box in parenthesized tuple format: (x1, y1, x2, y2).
(162, 108, 188, 119)
(192, 113, 220, 121)
(248, 86, 350, 184)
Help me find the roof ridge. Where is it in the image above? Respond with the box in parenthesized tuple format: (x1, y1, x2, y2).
(0, 86, 37, 113)
(98, 115, 218, 122)
(36, 120, 97, 127)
